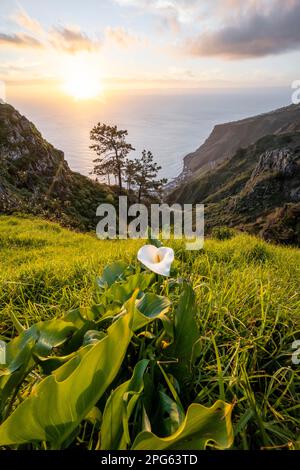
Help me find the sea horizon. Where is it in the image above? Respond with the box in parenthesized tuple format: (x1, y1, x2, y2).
(7, 85, 293, 181)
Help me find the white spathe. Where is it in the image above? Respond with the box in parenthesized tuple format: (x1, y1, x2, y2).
(137, 245, 174, 277)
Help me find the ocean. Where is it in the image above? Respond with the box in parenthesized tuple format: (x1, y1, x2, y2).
(7, 87, 293, 181)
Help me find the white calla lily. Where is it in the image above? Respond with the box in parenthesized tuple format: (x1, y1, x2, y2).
(137, 245, 174, 277)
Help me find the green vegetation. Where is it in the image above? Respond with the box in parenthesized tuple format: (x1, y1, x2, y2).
(0, 103, 114, 231)
(1, 215, 300, 450)
(211, 226, 236, 241)
(169, 133, 300, 245)
(90, 122, 167, 202)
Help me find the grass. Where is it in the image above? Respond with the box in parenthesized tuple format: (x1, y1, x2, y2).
(1, 214, 300, 449)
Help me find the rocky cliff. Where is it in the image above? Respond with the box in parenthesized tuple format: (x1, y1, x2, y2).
(169, 131, 300, 245)
(181, 103, 300, 178)
(0, 103, 114, 230)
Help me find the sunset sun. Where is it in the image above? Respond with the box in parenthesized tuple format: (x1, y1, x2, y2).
(62, 54, 103, 100)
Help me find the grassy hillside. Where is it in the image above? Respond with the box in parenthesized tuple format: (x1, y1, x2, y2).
(0, 215, 300, 449)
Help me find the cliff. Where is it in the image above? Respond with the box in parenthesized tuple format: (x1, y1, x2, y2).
(182, 103, 300, 176)
(169, 131, 300, 245)
(0, 103, 114, 230)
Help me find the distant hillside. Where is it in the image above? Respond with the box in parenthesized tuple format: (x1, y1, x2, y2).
(181, 103, 300, 177)
(169, 132, 300, 245)
(0, 103, 115, 230)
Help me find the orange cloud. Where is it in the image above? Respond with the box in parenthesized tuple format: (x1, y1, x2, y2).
(0, 33, 42, 49)
(11, 8, 44, 35)
(50, 26, 101, 54)
(105, 27, 143, 48)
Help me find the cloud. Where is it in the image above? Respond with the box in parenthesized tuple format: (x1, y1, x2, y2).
(115, 0, 200, 28)
(50, 26, 101, 54)
(184, 1, 300, 59)
(11, 8, 44, 35)
(105, 27, 144, 47)
(9, 8, 99, 54)
(0, 33, 42, 48)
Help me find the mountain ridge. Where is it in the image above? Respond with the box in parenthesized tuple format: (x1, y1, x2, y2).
(169, 131, 300, 245)
(180, 103, 300, 178)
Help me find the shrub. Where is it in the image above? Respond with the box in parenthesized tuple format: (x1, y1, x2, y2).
(211, 226, 236, 241)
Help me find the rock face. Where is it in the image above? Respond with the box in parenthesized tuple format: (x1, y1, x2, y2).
(169, 102, 300, 245)
(176, 103, 300, 185)
(169, 131, 300, 245)
(0, 104, 70, 202)
(0, 103, 113, 230)
(239, 146, 300, 209)
(251, 148, 297, 179)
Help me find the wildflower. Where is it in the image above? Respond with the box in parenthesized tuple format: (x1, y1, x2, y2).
(137, 244, 174, 276)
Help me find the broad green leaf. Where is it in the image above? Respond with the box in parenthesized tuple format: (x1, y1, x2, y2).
(0, 319, 78, 417)
(101, 359, 149, 450)
(0, 294, 136, 448)
(166, 284, 199, 381)
(96, 261, 128, 289)
(132, 293, 171, 331)
(154, 389, 185, 436)
(36, 352, 78, 375)
(61, 308, 95, 353)
(157, 363, 182, 409)
(0, 339, 34, 419)
(103, 272, 153, 306)
(83, 330, 106, 346)
(7, 319, 77, 359)
(132, 400, 234, 450)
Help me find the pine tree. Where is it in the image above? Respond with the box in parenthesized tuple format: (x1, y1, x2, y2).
(90, 123, 134, 192)
(133, 150, 167, 203)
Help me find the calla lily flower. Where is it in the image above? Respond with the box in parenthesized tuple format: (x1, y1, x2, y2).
(137, 245, 174, 277)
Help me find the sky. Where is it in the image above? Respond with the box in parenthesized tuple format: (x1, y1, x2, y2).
(0, 0, 300, 98)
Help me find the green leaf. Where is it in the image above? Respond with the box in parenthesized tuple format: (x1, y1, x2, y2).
(166, 283, 200, 381)
(105, 272, 153, 306)
(154, 389, 185, 436)
(96, 261, 128, 289)
(8, 310, 25, 334)
(101, 359, 149, 450)
(0, 294, 136, 448)
(132, 293, 171, 331)
(83, 330, 106, 346)
(0, 318, 78, 417)
(132, 400, 234, 450)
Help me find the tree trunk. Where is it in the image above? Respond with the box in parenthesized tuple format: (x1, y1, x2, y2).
(114, 150, 123, 192)
(117, 165, 122, 192)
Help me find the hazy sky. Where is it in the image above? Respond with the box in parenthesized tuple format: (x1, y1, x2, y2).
(0, 0, 300, 95)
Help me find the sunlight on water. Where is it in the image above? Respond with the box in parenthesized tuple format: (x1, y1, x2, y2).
(7, 86, 291, 180)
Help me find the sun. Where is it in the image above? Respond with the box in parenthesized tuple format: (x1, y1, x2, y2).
(61, 54, 103, 100)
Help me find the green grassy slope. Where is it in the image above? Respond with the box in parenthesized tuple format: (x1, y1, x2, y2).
(1, 215, 300, 449)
